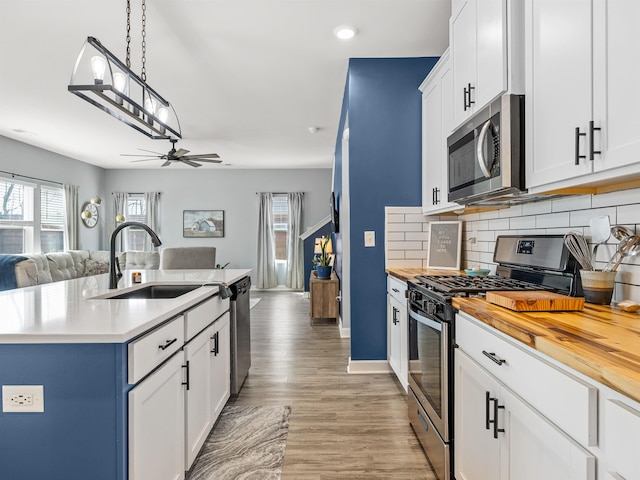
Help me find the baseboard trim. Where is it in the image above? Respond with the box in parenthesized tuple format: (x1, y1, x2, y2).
(338, 322, 350, 338)
(347, 358, 392, 374)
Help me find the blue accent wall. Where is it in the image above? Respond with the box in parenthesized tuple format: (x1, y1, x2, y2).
(0, 343, 130, 480)
(338, 57, 438, 360)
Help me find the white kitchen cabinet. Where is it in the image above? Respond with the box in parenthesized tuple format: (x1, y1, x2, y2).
(526, 0, 640, 192)
(184, 323, 216, 469)
(129, 353, 185, 480)
(450, 0, 523, 129)
(387, 275, 407, 391)
(420, 51, 460, 214)
(604, 398, 640, 480)
(210, 312, 231, 420)
(455, 349, 596, 480)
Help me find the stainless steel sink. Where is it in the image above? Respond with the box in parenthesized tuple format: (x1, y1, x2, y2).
(102, 284, 201, 300)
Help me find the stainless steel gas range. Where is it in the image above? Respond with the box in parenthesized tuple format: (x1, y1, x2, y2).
(406, 235, 582, 480)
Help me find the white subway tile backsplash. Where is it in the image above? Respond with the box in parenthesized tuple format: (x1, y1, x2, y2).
(510, 215, 536, 229)
(474, 220, 489, 231)
(387, 241, 423, 251)
(552, 195, 591, 212)
(385, 206, 423, 215)
(536, 212, 570, 228)
(498, 205, 522, 218)
(476, 241, 490, 252)
(386, 214, 405, 223)
(388, 259, 423, 269)
(477, 230, 495, 242)
(405, 213, 428, 223)
(522, 201, 552, 215)
(386, 232, 405, 242)
(387, 223, 423, 232)
(488, 218, 510, 231)
(406, 250, 428, 259)
(479, 210, 501, 220)
(405, 231, 430, 241)
(591, 188, 640, 208)
(570, 207, 617, 228)
(387, 250, 406, 260)
(465, 251, 480, 262)
(616, 204, 640, 225)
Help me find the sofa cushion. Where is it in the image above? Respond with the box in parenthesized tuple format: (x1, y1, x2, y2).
(14, 259, 38, 288)
(22, 253, 52, 284)
(47, 252, 78, 282)
(68, 250, 90, 276)
(125, 251, 160, 269)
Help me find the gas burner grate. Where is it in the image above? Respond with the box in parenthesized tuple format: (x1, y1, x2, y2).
(414, 275, 553, 295)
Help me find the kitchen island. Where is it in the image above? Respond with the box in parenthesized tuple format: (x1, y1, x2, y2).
(0, 268, 251, 480)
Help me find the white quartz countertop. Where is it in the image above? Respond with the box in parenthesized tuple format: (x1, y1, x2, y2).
(0, 268, 251, 344)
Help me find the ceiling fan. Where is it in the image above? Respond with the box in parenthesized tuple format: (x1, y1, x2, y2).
(122, 139, 221, 167)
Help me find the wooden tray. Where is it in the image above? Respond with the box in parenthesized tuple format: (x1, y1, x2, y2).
(486, 291, 585, 312)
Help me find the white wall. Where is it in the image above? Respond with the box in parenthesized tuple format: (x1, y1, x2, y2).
(104, 168, 332, 273)
(0, 136, 107, 250)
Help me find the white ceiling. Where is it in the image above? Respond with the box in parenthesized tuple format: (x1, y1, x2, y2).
(0, 0, 450, 170)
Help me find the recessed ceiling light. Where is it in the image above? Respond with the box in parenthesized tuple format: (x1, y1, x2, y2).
(307, 127, 319, 134)
(333, 25, 358, 40)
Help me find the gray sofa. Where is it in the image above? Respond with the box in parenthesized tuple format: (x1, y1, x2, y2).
(14, 250, 160, 288)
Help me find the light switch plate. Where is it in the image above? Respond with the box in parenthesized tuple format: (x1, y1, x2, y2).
(2, 385, 44, 412)
(364, 231, 375, 247)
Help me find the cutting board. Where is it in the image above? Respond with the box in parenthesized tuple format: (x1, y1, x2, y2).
(486, 291, 585, 312)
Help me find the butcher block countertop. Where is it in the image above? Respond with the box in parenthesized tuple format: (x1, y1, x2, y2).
(452, 297, 640, 404)
(386, 267, 464, 282)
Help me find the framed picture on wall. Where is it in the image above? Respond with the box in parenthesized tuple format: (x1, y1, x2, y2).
(427, 221, 462, 270)
(183, 210, 224, 238)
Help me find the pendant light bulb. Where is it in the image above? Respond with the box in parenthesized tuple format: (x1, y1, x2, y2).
(113, 72, 127, 93)
(157, 107, 169, 123)
(90, 55, 107, 84)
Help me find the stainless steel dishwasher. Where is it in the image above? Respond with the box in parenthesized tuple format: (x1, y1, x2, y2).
(230, 276, 251, 395)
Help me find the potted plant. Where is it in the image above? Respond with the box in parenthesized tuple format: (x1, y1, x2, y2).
(313, 236, 333, 279)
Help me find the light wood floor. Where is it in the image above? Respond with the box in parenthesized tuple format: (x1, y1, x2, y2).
(227, 291, 436, 479)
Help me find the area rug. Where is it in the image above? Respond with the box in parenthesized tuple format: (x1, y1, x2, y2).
(249, 298, 261, 309)
(188, 405, 291, 480)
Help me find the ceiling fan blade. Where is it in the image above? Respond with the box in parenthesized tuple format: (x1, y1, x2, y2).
(130, 158, 162, 162)
(188, 158, 222, 164)
(181, 159, 202, 168)
(173, 148, 190, 157)
(161, 160, 172, 167)
(137, 148, 165, 155)
(121, 153, 161, 157)
(181, 153, 220, 160)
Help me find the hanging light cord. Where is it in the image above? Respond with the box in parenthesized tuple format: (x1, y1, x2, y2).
(141, 0, 147, 82)
(125, 0, 131, 69)
(124, 0, 146, 80)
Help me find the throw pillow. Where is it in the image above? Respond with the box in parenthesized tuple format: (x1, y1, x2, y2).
(83, 259, 109, 276)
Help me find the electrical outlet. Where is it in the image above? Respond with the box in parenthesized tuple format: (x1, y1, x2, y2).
(364, 231, 375, 247)
(2, 385, 44, 413)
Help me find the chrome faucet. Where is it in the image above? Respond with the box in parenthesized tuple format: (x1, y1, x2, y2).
(109, 222, 162, 289)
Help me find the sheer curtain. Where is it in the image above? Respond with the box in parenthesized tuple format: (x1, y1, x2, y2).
(144, 192, 160, 250)
(63, 184, 79, 250)
(286, 192, 304, 289)
(256, 193, 277, 288)
(113, 192, 128, 251)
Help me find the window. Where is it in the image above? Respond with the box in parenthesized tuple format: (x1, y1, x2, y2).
(272, 195, 288, 261)
(0, 177, 64, 254)
(125, 194, 147, 251)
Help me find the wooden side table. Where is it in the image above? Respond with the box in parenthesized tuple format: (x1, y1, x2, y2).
(309, 272, 339, 323)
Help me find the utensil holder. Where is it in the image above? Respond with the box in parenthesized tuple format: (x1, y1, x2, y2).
(579, 270, 616, 305)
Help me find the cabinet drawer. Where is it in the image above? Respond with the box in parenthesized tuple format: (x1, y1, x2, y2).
(185, 295, 229, 341)
(456, 312, 597, 446)
(605, 399, 640, 479)
(387, 275, 407, 303)
(128, 315, 185, 384)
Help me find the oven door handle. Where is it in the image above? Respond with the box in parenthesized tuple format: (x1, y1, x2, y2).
(476, 119, 494, 179)
(409, 308, 443, 332)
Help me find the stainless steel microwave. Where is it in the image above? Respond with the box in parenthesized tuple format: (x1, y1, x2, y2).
(447, 94, 525, 204)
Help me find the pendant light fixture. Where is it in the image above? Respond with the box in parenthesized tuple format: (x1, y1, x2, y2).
(68, 0, 181, 140)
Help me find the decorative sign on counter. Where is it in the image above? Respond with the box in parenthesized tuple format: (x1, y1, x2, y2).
(427, 221, 462, 270)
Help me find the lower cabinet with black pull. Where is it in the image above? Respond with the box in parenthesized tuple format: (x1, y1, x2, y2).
(128, 295, 230, 480)
(454, 312, 596, 480)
